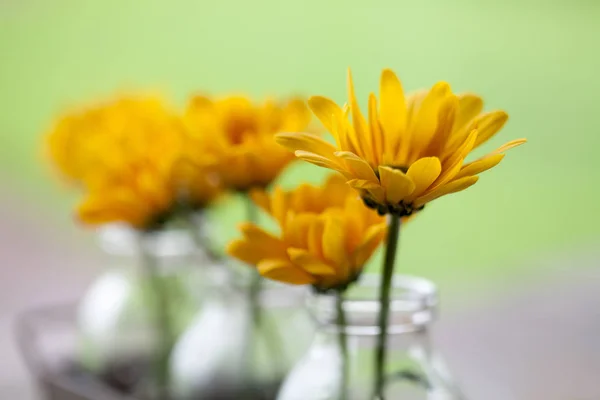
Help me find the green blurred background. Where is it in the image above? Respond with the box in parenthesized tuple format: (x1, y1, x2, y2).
(1, 0, 599, 297)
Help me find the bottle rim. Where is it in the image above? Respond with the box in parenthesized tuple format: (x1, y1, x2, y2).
(306, 274, 438, 336)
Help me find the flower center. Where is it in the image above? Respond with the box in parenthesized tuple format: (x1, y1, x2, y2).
(225, 114, 258, 145)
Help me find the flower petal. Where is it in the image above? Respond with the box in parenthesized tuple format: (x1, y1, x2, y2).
(322, 214, 350, 280)
(346, 180, 386, 214)
(307, 96, 344, 135)
(353, 223, 387, 271)
(250, 189, 271, 214)
(406, 82, 451, 160)
(288, 248, 336, 276)
(453, 94, 483, 131)
(335, 151, 379, 182)
(422, 95, 458, 158)
(472, 111, 509, 149)
(431, 129, 478, 190)
(284, 213, 315, 249)
(379, 69, 407, 155)
(405, 157, 442, 201)
(294, 150, 350, 176)
(271, 186, 289, 227)
(414, 176, 479, 208)
(489, 138, 527, 155)
(257, 259, 316, 285)
(368, 93, 384, 166)
(455, 153, 504, 179)
(346, 68, 372, 158)
(276, 132, 337, 159)
(378, 166, 415, 204)
(307, 217, 325, 259)
(347, 179, 381, 190)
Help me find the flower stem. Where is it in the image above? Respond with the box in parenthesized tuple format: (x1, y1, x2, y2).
(374, 215, 401, 399)
(244, 195, 262, 328)
(138, 233, 173, 400)
(336, 291, 349, 400)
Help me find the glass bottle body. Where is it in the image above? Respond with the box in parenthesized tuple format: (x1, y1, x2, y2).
(76, 224, 200, 377)
(170, 265, 314, 400)
(277, 275, 466, 400)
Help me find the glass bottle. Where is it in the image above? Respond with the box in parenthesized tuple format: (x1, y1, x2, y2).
(169, 265, 314, 400)
(276, 274, 466, 400)
(76, 223, 201, 382)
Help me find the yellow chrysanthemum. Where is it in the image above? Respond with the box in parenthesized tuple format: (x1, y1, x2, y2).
(54, 96, 221, 229)
(277, 69, 527, 217)
(227, 175, 387, 291)
(184, 95, 312, 192)
(46, 96, 178, 186)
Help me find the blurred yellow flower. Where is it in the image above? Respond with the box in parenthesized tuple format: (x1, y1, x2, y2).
(46, 95, 221, 229)
(277, 69, 526, 217)
(46, 96, 179, 187)
(184, 95, 312, 192)
(227, 175, 387, 291)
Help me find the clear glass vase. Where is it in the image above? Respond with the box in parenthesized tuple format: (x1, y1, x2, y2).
(76, 223, 202, 390)
(169, 265, 314, 400)
(276, 275, 466, 400)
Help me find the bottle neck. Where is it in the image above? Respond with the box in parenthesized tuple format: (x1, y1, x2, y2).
(307, 274, 438, 336)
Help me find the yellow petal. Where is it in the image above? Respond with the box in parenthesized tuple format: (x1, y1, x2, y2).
(406, 89, 428, 127)
(455, 154, 504, 179)
(472, 111, 509, 148)
(453, 94, 484, 131)
(76, 190, 150, 228)
(379, 69, 407, 154)
(257, 259, 316, 285)
(347, 178, 381, 190)
(431, 130, 478, 190)
(347, 180, 387, 206)
(414, 176, 479, 208)
(490, 138, 527, 155)
(378, 166, 415, 204)
(249, 189, 271, 214)
(284, 213, 315, 249)
(368, 93, 383, 165)
(346, 68, 371, 158)
(322, 214, 349, 280)
(405, 157, 442, 201)
(288, 248, 336, 276)
(422, 95, 458, 158)
(353, 223, 387, 270)
(294, 150, 350, 176)
(227, 240, 261, 265)
(307, 96, 343, 135)
(334, 151, 379, 182)
(271, 186, 289, 227)
(407, 82, 451, 159)
(239, 223, 287, 252)
(307, 217, 325, 259)
(276, 132, 337, 159)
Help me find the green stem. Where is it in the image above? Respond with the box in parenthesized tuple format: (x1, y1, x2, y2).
(244, 195, 262, 328)
(139, 233, 173, 400)
(374, 215, 401, 399)
(336, 291, 349, 400)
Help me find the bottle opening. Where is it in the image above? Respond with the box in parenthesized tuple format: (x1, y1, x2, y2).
(306, 274, 438, 336)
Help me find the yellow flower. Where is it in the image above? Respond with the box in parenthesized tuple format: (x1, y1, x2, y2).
(77, 156, 180, 229)
(46, 95, 222, 229)
(184, 95, 312, 192)
(46, 96, 177, 186)
(227, 175, 387, 291)
(277, 69, 527, 217)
